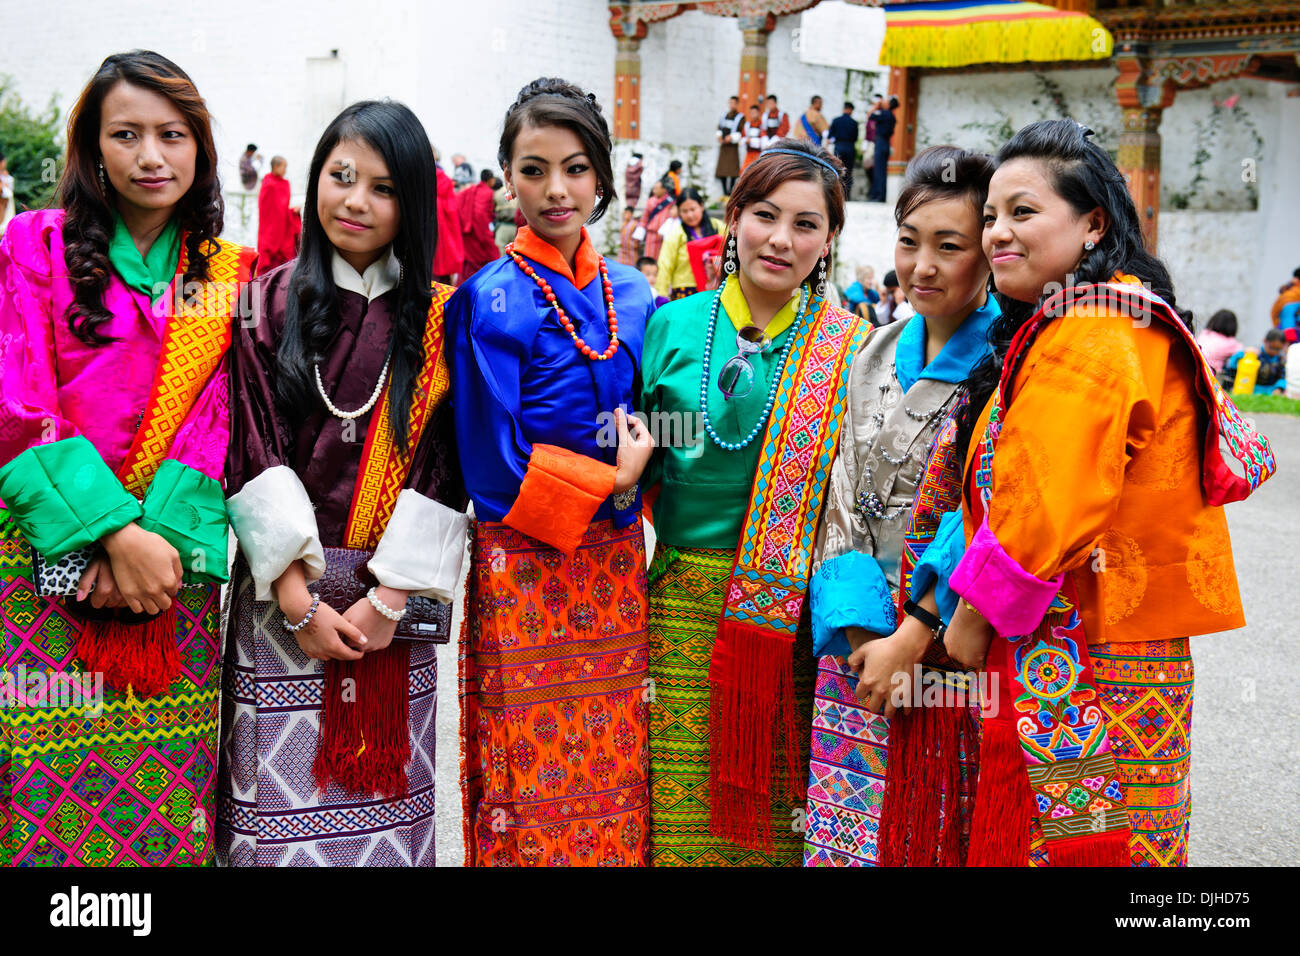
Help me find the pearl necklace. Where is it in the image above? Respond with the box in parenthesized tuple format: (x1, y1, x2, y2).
(699, 283, 811, 452)
(506, 244, 619, 361)
(314, 356, 390, 420)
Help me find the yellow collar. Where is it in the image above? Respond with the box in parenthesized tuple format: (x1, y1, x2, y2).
(719, 275, 802, 340)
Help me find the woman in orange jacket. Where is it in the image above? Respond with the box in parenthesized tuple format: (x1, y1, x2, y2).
(917, 119, 1273, 867)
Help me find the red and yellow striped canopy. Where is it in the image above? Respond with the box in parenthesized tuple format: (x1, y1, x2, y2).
(879, 0, 1113, 68)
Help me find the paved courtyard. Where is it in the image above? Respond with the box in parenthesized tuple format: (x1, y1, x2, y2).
(432, 411, 1300, 867)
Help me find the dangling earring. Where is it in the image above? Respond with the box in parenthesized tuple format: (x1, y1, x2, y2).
(724, 234, 738, 275)
(97, 160, 108, 195)
(1084, 240, 1096, 251)
(815, 255, 828, 298)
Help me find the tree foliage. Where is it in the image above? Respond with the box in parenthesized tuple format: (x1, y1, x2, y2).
(0, 75, 63, 213)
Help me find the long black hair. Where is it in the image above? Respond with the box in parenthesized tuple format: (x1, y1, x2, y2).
(956, 118, 1182, 459)
(497, 77, 616, 223)
(275, 99, 436, 451)
(676, 187, 717, 237)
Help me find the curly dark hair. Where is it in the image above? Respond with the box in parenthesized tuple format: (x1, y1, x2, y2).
(57, 50, 223, 346)
(497, 77, 616, 223)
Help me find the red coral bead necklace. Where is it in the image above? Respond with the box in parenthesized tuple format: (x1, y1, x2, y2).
(506, 244, 620, 361)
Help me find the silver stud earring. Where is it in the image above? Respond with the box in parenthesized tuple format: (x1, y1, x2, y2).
(724, 234, 738, 275)
(97, 160, 108, 194)
(1084, 240, 1096, 251)
(815, 255, 828, 297)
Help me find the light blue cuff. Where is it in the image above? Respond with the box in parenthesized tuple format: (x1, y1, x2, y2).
(810, 550, 896, 657)
(910, 508, 966, 625)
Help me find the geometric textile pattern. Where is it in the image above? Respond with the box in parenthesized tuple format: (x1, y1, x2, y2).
(2, 516, 220, 866)
(117, 235, 252, 497)
(215, 564, 438, 867)
(803, 656, 889, 866)
(803, 655, 980, 867)
(647, 547, 814, 866)
(727, 303, 870, 633)
(1029, 638, 1192, 867)
(461, 520, 649, 866)
(343, 283, 454, 550)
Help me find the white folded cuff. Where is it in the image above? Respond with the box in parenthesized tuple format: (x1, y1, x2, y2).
(226, 465, 326, 601)
(368, 489, 469, 602)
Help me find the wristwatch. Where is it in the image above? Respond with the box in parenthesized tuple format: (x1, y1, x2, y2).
(903, 598, 946, 644)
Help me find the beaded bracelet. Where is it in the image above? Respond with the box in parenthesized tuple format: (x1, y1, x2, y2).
(366, 586, 406, 622)
(283, 594, 321, 633)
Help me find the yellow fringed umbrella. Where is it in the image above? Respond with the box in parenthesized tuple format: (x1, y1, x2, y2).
(879, 0, 1113, 68)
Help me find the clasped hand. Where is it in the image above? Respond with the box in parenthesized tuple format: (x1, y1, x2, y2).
(77, 523, 181, 615)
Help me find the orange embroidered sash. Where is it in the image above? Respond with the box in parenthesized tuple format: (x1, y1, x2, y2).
(342, 282, 454, 549)
(117, 236, 255, 497)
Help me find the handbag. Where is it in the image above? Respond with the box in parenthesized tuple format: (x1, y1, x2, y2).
(32, 545, 206, 627)
(307, 546, 452, 644)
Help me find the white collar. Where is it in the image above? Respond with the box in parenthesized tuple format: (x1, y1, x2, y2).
(331, 247, 400, 302)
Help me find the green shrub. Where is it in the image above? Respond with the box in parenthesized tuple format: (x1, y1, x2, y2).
(0, 76, 63, 213)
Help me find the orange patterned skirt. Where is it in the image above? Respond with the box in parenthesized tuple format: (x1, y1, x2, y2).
(460, 518, 651, 866)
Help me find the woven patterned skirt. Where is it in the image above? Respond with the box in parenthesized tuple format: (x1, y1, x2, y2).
(216, 564, 439, 866)
(1028, 638, 1193, 867)
(647, 547, 815, 866)
(803, 655, 890, 866)
(460, 518, 650, 867)
(804, 655, 979, 866)
(1, 515, 220, 866)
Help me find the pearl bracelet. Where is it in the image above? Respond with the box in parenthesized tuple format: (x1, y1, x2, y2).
(283, 594, 320, 633)
(366, 586, 406, 622)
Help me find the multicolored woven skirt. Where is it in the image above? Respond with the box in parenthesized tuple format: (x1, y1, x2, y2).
(804, 655, 979, 866)
(647, 547, 814, 866)
(1028, 638, 1193, 867)
(460, 518, 650, 866)
(0, 515, 220, 866)
(216, 562, 439, 866)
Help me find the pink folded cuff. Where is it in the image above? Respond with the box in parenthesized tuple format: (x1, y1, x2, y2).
(950, 517, 1063, 637)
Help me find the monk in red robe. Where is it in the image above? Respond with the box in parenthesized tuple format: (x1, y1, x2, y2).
(456, 170, 500, 282)
(256, 156, 300, 273)
(433, 163, 464, 283)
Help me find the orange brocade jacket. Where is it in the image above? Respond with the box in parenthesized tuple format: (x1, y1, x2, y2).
(960, 284, 1245, 646)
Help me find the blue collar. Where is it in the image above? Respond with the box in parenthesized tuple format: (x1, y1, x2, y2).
(895, 293, 999, 394)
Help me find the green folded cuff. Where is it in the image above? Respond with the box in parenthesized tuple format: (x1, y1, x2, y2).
(139, 458, 230, 584)
(0, 436, 142, 560)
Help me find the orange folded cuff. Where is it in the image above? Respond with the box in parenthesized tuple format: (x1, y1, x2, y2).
(503, 444, 617, 553)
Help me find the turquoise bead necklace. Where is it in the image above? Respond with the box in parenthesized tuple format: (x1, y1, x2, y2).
(698, 280, 813, 452)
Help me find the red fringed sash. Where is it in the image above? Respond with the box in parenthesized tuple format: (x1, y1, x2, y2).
(709, 295, 870, 848)
(313, 282, 454, 800)
(876, 400, 979, 866)
(77, 237, 254, 695)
